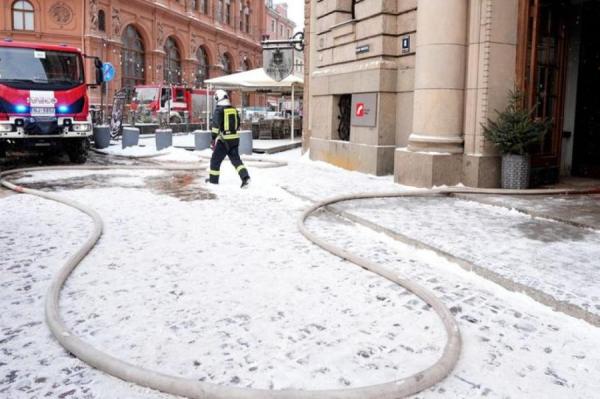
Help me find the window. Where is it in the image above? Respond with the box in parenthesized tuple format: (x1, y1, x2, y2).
(12, 1, 34, 31)
(174, 88, 185, 102)
(241, 59, 250, 71)
(222, 53, 232, 75)
(217, 0, 224, 22)
(0, 47, 83, 90)
(271, 20, 275, 33)
(121, 25, 145, 90)
(199, 0, 207, 14)
(225, 0, 231, 24)
(245, 9, 250, 33)
(98, 10, 106, 32)
(196, 46, 209, 87)
(163, 37, 182, 84)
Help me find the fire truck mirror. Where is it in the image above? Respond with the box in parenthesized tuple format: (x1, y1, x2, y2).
(84, 57, 104, 86)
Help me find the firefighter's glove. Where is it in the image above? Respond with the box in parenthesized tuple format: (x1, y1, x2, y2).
(210, 140, 216, 151)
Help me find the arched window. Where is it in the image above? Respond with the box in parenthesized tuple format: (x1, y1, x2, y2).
(121, 25, 145, 90)
(222, 53, 232, 75)
(196, 46, 209, 87)
(12, 0, 34, 31)
(164, 37, 182, 84)
(98, 10, 106, 32)
(241, 58, 250, 72)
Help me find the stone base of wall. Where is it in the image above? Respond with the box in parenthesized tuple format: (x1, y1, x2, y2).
(462, 154, 501, 188)
(394, 148, 462, 187)
(310, 137, 395, 175)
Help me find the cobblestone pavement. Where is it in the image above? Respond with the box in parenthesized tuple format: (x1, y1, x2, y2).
(306, 211, 600, 398)
(1, 157, 599, 399)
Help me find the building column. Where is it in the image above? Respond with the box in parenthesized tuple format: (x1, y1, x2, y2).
(395, 0, 468, 187)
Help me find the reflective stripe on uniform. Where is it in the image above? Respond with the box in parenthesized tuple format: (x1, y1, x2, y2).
(209, 170, 220, 176)
(223, 108, 238, 132)
(236, 165, 247, 173)
(222, 133, 240, 140)
(211, 128, 219, 134)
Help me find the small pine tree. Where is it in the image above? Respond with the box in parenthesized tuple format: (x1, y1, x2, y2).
(482, 90, 551, 155)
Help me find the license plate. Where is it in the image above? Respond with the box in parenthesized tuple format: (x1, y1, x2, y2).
(31, 107, 55, 116)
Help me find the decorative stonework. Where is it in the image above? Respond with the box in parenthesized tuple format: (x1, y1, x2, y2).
(90, 0, 99, 31)
(191, 36, 197, 55)
(112, 9, 122, 38)
(157, 23, 165, 47)
(50, 2, 74, 26)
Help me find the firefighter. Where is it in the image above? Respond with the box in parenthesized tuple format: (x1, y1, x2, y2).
(207, 89, 251, 188)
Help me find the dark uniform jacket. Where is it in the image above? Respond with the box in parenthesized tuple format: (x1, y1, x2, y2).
(211, 105, 240, 142)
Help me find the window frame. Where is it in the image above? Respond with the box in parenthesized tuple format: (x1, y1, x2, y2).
(12, 0, 35, 32)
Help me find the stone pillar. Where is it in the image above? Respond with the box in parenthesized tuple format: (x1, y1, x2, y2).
(395, 0, 468, 187)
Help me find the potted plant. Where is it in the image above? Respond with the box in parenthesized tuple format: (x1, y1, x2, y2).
(482, 89, 551, 189)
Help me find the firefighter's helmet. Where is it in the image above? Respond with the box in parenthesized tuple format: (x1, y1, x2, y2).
(214, 89, 230, 106)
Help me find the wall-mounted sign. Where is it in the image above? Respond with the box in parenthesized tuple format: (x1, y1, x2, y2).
(356, 44, 370, 55)
(263, 48, 293, 82)
(402, 35, 411, 54)
(351, 93, 377, 127)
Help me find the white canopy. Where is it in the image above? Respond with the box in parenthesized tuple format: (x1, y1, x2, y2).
(205, 68, 303, 93)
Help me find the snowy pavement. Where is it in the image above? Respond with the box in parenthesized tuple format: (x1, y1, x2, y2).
(1, 148, 599, 398)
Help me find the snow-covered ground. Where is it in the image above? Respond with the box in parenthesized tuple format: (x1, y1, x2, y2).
(1, 148, 599, 398)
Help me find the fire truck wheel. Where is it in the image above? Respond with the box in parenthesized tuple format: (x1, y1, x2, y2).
(169, 115, 182, 124)
(67, 138, 89, 164)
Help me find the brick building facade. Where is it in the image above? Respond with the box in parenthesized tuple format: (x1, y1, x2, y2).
(1, 0, 266, 105)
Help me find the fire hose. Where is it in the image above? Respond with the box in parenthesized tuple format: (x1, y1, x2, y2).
(1, 163, 596, 399)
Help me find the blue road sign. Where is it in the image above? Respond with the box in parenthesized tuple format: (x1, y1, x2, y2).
(102, 63, 116, 82)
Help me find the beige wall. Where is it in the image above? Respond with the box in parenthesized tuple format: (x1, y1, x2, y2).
(306, 0, 520, 187)
(308, 0, 417, 175)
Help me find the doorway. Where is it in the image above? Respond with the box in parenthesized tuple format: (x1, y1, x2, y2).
(518, 0, 600, 183)
(571, 1, 600, 178)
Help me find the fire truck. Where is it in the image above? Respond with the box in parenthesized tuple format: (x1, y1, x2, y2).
(130, 85, 214, 127)
(0, 40, 102, 163)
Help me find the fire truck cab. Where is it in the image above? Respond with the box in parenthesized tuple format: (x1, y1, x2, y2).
(0, 40, 102, 163)
(131, 85, 214, 127)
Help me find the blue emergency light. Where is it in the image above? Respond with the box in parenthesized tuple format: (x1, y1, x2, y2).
(57, 105, 69, 113)
(15, 104, 27, 113)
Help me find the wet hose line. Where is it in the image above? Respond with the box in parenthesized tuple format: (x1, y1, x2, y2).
(91, 147, 289, 169)
(1, 163, 596, 399)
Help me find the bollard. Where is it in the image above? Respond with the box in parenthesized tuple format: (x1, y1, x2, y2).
(93, 126, 111, 149)
(194, 130, 212, 150)
(239, 130, 253, 155)
(122, 127, 140, 149)
(155, 128, 173, 151)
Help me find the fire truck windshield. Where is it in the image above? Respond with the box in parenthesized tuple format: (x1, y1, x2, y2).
(0, 47, 83, 90)
(134, 87, 159, 104)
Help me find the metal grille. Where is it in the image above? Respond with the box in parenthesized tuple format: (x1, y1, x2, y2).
(337, 95, 351, 141)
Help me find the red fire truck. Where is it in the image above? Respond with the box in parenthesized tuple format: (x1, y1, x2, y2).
(130, 85, 214, 127)
(0, 40, 102, 163)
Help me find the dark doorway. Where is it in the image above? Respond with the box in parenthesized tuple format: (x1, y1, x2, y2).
(518, 0, 600, 183)
(572, 1, 600, 178)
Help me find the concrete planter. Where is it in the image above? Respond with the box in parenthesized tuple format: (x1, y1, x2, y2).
(194, 130, 212, 150)
(93, 126, 111, 149)
(155, 128, 173, 151)
(122, 127, 140, 149)
(501, 154, 530, 189)
(239, 130, 253, 155)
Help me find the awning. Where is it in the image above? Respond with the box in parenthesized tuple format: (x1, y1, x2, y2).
(205, 68, 303, 93)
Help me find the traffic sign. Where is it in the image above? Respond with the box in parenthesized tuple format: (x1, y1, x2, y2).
(102, 62, 115, 82)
